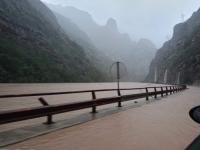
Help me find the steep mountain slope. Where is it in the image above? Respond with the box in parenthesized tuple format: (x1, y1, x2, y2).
(53, 12, 113, 72)
(145, 8, 200, 84)
(0, 0, 109, 82)
(45, 3, 157, 81)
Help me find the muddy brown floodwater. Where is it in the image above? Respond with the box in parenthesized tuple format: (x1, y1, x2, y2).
(1, 83, 200, 150)
(0, 82, 159, 132)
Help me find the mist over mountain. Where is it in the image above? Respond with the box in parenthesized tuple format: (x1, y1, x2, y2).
(145, 7, 200, 84)
(45, 3, 157, 81)
(53, 12, 113, 73)
(0, 0, 109, 82)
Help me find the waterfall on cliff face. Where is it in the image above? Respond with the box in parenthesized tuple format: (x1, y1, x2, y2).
(164, 70, 168, 83)
(154, 68, 157, 83)
(177, 72, 180, 84)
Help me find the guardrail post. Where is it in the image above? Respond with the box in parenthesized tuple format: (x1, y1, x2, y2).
(38, 98, 54, 124)
(91, 91, 98, 114)
(169, 87, 171, 94)
(154, 87, 157, 98)
(161, 87, 163, 97)
(166, 87, 168, 95)
(145, 88, 149, 100)
(171, 87, 173, 93)
(117, 90, 122, 107)
(173, 87, 175, 93)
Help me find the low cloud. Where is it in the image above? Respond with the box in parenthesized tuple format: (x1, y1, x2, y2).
(42, 0, 200, 48)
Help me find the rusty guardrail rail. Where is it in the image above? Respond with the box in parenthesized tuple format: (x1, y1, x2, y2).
(0, 85, 187, 125)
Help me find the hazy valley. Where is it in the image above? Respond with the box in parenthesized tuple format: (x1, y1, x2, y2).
(46, 3, 157, 81)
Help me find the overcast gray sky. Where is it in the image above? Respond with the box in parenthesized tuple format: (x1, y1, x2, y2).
(42, 0, 200, 48)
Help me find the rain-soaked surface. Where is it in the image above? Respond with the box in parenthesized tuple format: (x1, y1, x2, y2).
(0, 82, 159, 132)
(1, 83, 200, 150)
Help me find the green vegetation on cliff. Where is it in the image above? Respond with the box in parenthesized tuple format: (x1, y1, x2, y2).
(0, 34, 108, 83)
(171, 26, 200, 84)
(146, 7, 200, 84)
(0, 0, 110, 83)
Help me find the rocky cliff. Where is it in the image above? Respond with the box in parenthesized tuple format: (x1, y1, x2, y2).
(45, 3, 157, 81)
(0, 0, 109, 82)
(145, 8, 200, 84)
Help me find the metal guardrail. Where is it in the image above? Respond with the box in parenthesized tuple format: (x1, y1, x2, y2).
(0, 85, 187, 125)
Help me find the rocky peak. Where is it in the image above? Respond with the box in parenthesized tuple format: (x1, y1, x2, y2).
(172, 23, 186, 41)
(105, 18, 118, 31)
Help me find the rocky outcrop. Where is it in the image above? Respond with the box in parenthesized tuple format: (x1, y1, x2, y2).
(145, 8, 200, 84)
(105, 18, 118, 32)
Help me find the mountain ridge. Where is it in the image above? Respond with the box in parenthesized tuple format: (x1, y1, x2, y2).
(45, 3, 157, 81)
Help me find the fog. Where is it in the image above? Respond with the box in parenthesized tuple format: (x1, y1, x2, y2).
(42, 0, 200, 48)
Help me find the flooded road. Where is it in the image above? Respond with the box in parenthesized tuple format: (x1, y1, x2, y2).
(0, 82, 158, 132)
(1, 83, 200, 150)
